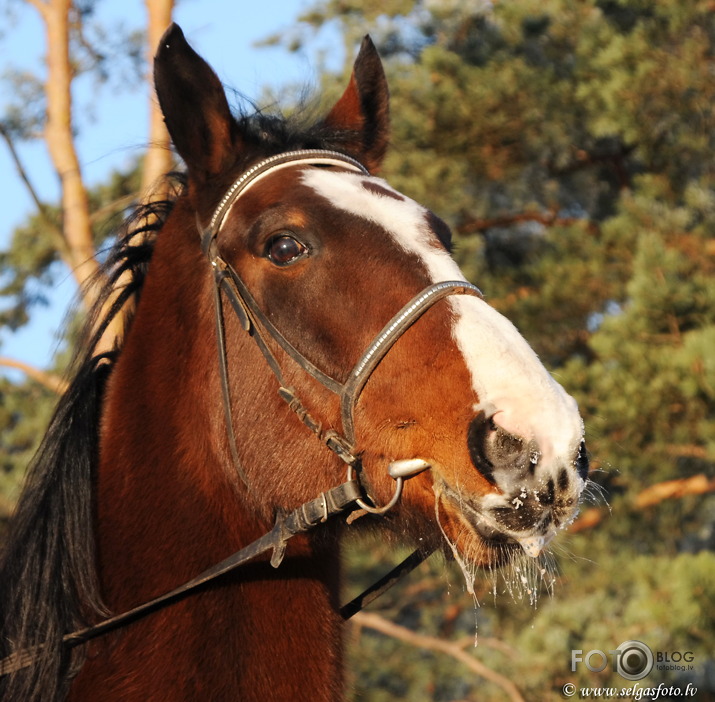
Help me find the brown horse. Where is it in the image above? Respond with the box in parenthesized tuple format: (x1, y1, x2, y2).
(0, 24, 589, 702)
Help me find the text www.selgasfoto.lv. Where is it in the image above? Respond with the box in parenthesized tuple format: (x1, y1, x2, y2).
(562, 681, 697, 699)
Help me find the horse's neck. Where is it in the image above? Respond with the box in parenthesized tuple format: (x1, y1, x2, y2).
(72, 219, 345, 701)
(73, 531, 344, 700)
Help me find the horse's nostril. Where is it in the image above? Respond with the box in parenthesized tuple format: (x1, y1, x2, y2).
(576, 440, 589, 480)
(467, 412, 529, 483)
(467, 412, 497, 484)
(491, 425, 526, 459)
(467, 412, 535, 485)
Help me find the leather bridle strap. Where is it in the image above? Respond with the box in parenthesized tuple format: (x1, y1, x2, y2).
(202, 149, 369, 259)
(201, 150, 370, 482)
(217, 258, 484, 447)
(338, 280, 482, 445)
(215, 256, 343, 395)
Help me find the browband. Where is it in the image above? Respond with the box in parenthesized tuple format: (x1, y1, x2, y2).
(201, 149, 369, 258)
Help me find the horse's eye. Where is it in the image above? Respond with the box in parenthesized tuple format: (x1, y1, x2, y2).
(266, 235, 307, 266)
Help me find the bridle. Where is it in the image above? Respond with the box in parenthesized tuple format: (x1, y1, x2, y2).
(0, 149, 484, 677)
(203, 149, 483, 511)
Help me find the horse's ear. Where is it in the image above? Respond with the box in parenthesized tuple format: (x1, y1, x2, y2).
(154, 24, 237, 181)
(323, 36, 390, 173)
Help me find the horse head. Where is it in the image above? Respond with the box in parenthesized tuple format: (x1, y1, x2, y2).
(153, 24, 588, 574)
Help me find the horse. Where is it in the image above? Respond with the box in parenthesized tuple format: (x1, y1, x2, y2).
(0, 23, 589, 702)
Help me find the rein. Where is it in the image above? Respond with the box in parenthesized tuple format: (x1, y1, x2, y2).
(0, 149, 483, 679)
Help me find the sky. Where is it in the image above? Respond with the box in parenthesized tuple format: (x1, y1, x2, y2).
(0, 0, 342, 376)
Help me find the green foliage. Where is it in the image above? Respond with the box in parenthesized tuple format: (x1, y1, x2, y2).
(0, 206, 62, 331)
(1, 70, 45, 139)
(511, 549, 715, 699)
(0, 161, 141, 332)
(0, 375, 55, 520)
(344, 530, 715, 701)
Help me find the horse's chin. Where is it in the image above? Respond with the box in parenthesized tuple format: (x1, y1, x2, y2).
(434, 485, 528, 569)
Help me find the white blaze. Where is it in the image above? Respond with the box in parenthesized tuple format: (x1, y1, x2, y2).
(301, 169, 584, 466)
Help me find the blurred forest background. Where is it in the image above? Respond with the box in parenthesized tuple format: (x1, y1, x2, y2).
(1, 0, 714, 700)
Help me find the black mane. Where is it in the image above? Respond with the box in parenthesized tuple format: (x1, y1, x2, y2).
(0, 176, 183, 702)
(236, 107, 364, 156)
(0, 105, 363, 702)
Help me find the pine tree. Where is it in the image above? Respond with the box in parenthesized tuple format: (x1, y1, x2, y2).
(277, 1, 715, 698)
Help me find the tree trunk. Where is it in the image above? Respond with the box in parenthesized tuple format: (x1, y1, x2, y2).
(142, 0, 175, 197)
(26, 0, 177, 357)
(35, 0, 101, 309)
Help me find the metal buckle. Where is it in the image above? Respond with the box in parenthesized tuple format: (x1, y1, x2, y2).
(347, 458, 431, 515)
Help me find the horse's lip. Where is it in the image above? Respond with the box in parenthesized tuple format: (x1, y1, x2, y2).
(475, 518, 532, 556)
(438, 484, 554, 558)
(439, 484, 519, 550)
(516, 533, 554, 558)
(471, 517, 513, 543)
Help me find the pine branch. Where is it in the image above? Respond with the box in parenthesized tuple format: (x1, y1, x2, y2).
(457, 208, 591, 236)
(0, 357, 68, 395)
(634, 474, 715, 508)
(351, 611, 525, 702)
(0, 124, 70, 260)
(569, 473, 715, 533)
